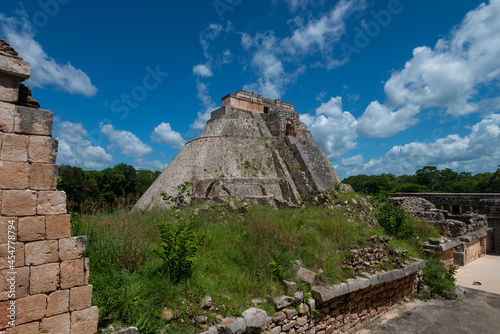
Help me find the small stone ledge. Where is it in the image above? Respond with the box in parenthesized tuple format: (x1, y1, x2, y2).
(423, 239, 461, 252)
(311, 259, 425, 304)
(458, 228, 494, 243)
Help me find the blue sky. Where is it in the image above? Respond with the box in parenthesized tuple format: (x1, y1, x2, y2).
(1, 0, 499, 179)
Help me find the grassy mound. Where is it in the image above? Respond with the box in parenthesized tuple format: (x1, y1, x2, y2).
(72, 193, 446, 333)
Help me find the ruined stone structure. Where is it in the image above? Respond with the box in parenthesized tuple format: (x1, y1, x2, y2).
(0, 39, 98, 333)
(391, 196, 495, 266)
(135, 90, 341, 210)
(390, 193, 500, 253)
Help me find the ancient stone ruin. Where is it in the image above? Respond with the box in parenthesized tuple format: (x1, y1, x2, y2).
(135, 90, 342, 210)
(391, 196, 495, 266)
(0, 39, 98, 333)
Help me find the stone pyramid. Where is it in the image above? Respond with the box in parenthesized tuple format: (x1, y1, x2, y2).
(134, 90, 341, 210)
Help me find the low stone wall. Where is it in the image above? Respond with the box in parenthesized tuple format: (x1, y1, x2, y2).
(202, 259, 425, 334)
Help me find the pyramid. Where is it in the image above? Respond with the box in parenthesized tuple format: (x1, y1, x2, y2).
(134, 90, 341, 210)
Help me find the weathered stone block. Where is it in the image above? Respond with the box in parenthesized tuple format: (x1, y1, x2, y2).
(18, 215, 45, 241)
(47, 289, 69, 317)
(242, 307, 267, 329)
(0, 161, 29, 189)
(37, 191, 67, 215)
(296, 267, 316, 285)
(1, 321, 39, 333)
(311, 283, 349, 304)
(0, 133, 28, 162)
(1, 190, 36, 216)
(30, 262, 59, 294)
(25, 240, 58, 265)
(84, 257, 90, 284)
(59, 236, 87, 261)
(0, 101, 15, 132)
(0, 266, 29, 300)
(70, 285, 93, 311)
(0, 73, 21, 103)
(45, 214, 71, 240)
(14, 106, 52, 135)
(0, 53, 30, 79)
(15, 293, 47, 325)
(40, 312, 70, 334)
(273, 295, 293, 310)
(217, 317, 246, 334)
(0, 241, 24, 270)
(0, 217, 17, 244)
(60, 258, 85, 289)
(28, 136, 58, 163)
(30, 163, 58, 190)
(70, 306, 99, 334)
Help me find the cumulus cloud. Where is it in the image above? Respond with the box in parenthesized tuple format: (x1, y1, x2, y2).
(55, 121, 113, 170)
(357, 102, 420, 137)
(150, 122, 186, 149)
(133, 158, 167, 171)
(337, 114, 500, 178)
(283, 0, 315, 12)
(100, 124, 153, 158)
(0, 10, 97, 97)
(384, 0, 500, 116)
(300, 97, 358, 161)
(193, 64, 213, 77)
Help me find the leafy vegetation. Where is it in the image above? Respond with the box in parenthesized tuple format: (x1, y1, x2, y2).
(160, 182, 193, 210)
(376, 201, 416, 240)
(57, 163, 161, 213)
(343, 165, 500, 195)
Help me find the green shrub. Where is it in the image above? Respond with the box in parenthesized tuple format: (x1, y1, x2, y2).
(376, 202, 416, 240)
(421, 256, 457, 296)
(160, 182, 193, 209)
(158, 214, 206, 283)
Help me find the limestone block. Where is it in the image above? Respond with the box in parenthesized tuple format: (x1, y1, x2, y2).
(1, 321, 39, 333)
(273, 295, 293, 310)
(311, 283, 348, 304)
(0, 54, 30, 79)
(40, 313, 70, 334)
(30, 163, 58, 190)
(70, 285, 93, 311)
(45, 214, 71, 240)
(0, 133, 28, 162)
(296, 267, 316, 285)
(0, 73, 21, 103)
(25, 240, 58, 265)
(217, 317, 246, 334)
(30, 263, 59, 294)
(0, 266, 29, 300)
(18, 215, 45, 241)
(59, 236, 87, 261)
(14, 106, 52, 135)
(0, 241, 24, 270)
(0, 217, 17, 244)
(242, 307, 267, 329)
(15, 294, 47, 325)
(47, 289, 69, 317)
(1, 190, 36, 216)
(0, 101, 14, 132)
(0, 161, 29, 190)
(60, 259, 85, 289)
(28, 136, 58, 163)
(84, 257, 90, 284)
(37, 191, 67, 215)
(70, 306, 99, 334)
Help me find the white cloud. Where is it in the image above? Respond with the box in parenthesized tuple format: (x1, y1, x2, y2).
(301, 97, 358, 161)
(190, 82, 219, 130)
(150, 122, 186, 149)
(338, 114, 500, 177)
(0, 10, 97, 97)
(100, 124, 153, 158)
(241, 0, 366, 98)
(384, 0, 500, 116)
(357, 102, 420, 138)
(55, 121, 113, 170)
(133, 158, 167, 171)
(283, 0, 315, 12)
(193, 64, 213, 77)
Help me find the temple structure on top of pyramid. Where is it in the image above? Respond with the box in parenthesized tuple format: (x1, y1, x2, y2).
(135, 90, 343, 210)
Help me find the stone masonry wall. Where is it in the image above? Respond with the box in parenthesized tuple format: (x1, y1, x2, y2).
(0, 40, 97, 334)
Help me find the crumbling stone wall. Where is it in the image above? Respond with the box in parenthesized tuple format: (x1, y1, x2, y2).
(0, 39, 97, 334)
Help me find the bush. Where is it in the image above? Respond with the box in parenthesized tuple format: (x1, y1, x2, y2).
(158, 214, 206, 283)
(376, 202, 416, 240)
(161, 182, 193, 209)
(421, 256, 457, 296)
